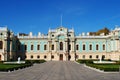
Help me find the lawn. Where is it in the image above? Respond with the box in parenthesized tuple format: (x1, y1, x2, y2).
(77, 59, 120, 72)
(86, 63, 120, 72)
(0, 63, 32, 72)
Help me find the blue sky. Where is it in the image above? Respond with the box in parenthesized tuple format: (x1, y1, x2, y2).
(0, 0, 120, 35)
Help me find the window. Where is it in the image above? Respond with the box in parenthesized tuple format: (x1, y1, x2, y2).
(52, 45, 54, 50)
(76, 45, 79, 50)
(68, 44, 71, 50)
(96, 55, 99, 59)
(68, 34, 71, 37)
(82, 55, 85, 59)
(83, 44, 85, 50)
(52, 35, 54, 37)
(103, 44, 105, 50)
(44, 55, 47, 59)
(102, 55, 105, 60)
(51, 55, 54, 59)
(37, 55, 40, 59)
(31, 55, 33, 59)
(31, 45, 33, 50)
(89, 44, 92, 50)
(60, 42, 63, 50)
(37, 45, 40, 50)
(0, 41, 3, 49)
(96, 44, 99, 50)
(44, 45, 47, 50)
(24, 45, 27, 51)
(89, 55, 92, 59)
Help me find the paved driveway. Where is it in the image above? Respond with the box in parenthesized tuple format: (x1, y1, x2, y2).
(0, 61, 119, 80)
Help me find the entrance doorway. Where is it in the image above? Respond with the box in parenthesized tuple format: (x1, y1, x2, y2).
(59, 54, 63, 61)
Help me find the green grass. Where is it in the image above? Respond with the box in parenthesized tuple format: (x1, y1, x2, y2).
(77, 59, 120, 72)
(0, 63, 32, 72)
(86, 63, 120, 71)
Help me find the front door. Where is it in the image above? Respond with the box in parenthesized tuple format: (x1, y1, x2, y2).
(59, 54, 63, 61)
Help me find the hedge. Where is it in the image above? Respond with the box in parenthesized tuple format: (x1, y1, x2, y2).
(0, 63, 33, 72)
(25, 59, 46, 64)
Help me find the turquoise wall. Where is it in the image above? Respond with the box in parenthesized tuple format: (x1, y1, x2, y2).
(76, 39, 109, 53)
(19, 40, 47, 53)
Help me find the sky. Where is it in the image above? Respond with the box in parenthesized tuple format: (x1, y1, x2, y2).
(0, 0, 120, 35)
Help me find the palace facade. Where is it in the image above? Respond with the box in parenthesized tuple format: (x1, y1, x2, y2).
(0, 26, 120, 61)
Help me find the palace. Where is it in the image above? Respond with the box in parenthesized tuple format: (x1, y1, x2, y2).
(0, 26, 120, 61)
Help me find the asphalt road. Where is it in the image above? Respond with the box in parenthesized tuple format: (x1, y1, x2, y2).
(0, 61, 119, 80)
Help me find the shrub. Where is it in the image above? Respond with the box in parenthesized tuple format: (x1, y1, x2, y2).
(25, 59, 46, 64)
(77, 59, 97, 64)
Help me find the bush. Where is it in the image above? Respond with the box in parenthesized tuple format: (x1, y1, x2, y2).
(25, 59, 46, 64)
(77, 59, 97, 64)
(0, 63, 33, 72)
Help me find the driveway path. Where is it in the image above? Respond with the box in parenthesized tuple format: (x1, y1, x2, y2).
(0, 61, 119, 80)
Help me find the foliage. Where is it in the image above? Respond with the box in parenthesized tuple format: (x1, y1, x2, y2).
(89, 27, 110, 36)
(77, 59, 98, 64)
(86, 63, 119, 71)
(25, 59, 46, 64)
(77, 59, 120, 72)
(0, 63, 32, 72)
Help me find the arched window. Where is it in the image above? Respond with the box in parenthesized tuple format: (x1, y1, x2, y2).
(96, 55, 99, 59)
(76, 45, 79, 50)
(0, 41, 3, 49)
(68, 44, 71, 50)
(96, 44, 99, 50)
(37, 55, 40, 59)
(103, 44, 105, 50)
(31, 45, 33, 50)
(44, 55, 47, 59)
(37, 45, 40, 50)
(44, 45, 47, 50)
(52, 45, 54, 50)
(89, 55, 92, 59)
(60, 42, 63, 50)
(31, 55, 33, 59)
(51, 55, 54, 59)
(89, 44, 92, 50)
(83, 44, 85, 50)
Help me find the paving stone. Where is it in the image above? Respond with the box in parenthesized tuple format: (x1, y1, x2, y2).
(0, 61, 119, 80)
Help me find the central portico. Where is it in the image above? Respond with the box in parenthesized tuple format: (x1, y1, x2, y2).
(48, 27, 75, 61)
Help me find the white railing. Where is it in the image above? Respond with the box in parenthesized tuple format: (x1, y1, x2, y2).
(76, 36, 109, 38)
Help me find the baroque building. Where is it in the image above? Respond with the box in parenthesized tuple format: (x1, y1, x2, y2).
(0, 26, 120, 61)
